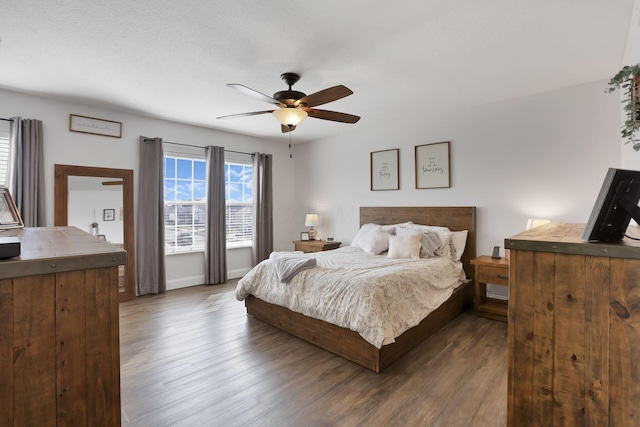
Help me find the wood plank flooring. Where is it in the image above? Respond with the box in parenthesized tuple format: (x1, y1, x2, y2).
(119, 281, 508, 427)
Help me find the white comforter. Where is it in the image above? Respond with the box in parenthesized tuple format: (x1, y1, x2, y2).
(236, 246, 466, 349)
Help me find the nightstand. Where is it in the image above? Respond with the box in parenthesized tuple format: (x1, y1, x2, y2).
(293, 240, 341, 253)
(470, 255, 509, 322)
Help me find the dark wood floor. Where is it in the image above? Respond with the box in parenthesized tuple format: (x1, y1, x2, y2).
(119, 281, 508, 427)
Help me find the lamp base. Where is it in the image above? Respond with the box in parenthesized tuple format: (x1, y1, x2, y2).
(308, 227, 317, 240)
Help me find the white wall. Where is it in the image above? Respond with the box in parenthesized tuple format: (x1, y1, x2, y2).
(293, 80, 621, 259)
(68, 189, 124, 243)
(621, 0, 640, 169)
(0, 77, 626, 293)
(0, 88, 298, 290)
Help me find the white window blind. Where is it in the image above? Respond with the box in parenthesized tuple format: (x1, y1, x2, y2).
(0, 122, 11, 187)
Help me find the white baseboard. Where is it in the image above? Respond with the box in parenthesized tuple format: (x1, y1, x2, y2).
(166, 268, 251, 291)
(166, 275, 204, 291)
(228, 268, 251, 279)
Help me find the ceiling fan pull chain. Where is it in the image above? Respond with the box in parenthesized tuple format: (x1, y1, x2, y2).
(289, 132, 293, 159)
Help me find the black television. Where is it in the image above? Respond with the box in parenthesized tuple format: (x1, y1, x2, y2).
(583, 168, 640, 242)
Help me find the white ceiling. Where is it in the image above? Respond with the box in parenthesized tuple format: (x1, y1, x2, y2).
(0, 0, 634, 143)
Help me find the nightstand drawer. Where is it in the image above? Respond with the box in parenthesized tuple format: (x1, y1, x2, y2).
(478, 266, 509, 286)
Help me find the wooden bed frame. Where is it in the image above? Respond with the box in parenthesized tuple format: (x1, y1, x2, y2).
(245, 206, 477, 373)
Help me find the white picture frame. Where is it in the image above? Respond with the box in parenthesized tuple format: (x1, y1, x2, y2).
(415, 141, 450, 189)
(370, 148, 399, 191)
(69, 114, 122, 138)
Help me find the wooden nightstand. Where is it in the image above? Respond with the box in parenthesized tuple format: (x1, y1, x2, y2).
(470, 255, 509, 322)
(293, 240, 341, 253)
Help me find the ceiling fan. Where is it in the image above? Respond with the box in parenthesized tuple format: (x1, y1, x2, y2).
(217, 72, 360, 133)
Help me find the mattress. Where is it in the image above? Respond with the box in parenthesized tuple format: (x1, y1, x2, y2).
(236, 246, 466, 348)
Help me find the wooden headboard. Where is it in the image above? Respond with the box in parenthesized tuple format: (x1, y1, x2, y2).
(360, 206, 477, 279)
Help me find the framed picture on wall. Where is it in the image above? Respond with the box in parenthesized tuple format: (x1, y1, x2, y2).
(370, 148, 399, 191)
(103, 209, 115, 221)
(415, 141, 450, 189)
(0, 187, 24, 229)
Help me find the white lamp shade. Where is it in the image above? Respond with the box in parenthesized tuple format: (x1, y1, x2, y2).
(305, 214, 319, 227)
(273, 108, 308, 127)
(526, 218, 550, 230)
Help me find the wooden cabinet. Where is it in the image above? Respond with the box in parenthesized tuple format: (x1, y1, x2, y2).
(0, 227, 125, 426)
(293, 240, 341, 253)
(505, 222, 640, 427)
(470, 255, 509, 322)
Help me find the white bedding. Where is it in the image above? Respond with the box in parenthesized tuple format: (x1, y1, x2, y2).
(235, 246, 466, 348)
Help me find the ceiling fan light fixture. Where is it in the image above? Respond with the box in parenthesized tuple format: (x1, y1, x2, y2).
(272, 108, 308, 127)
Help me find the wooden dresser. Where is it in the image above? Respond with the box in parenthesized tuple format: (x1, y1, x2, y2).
(505, 223, 640, 426)
(0, 227, 126, 426)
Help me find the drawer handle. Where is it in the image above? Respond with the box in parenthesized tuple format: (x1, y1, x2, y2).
(497, 274, 508, 279)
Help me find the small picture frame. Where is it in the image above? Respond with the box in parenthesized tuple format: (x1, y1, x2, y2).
(97, 234, 107, 241)
(0, 188, 24, 229)
(300, 232, 310, 241)
(103, 209, 115, 221)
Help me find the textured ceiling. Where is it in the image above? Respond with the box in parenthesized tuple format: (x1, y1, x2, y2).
(0, 0, 634, 143)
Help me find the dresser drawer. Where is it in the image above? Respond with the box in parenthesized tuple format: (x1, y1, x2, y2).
(478, 265, 509, 286)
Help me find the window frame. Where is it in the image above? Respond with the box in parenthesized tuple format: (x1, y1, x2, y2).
(163, 153, 207, 254)
(162, 148, 254, 254)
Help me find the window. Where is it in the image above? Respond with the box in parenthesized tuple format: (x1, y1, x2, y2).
(225, 162, 253, 248)
(163, 154, 253, 253)
(0, 121, 11, 187)
(164, 156, 206, 253)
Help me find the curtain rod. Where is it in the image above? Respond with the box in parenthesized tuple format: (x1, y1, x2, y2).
(0, 117, 14, 122)
(150, 138, 254, 156)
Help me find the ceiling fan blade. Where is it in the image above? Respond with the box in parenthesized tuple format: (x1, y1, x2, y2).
(281, 124, 296, 133)
(295, 85, 353, 108)
(227, 84, 284, 107)
(307, 109, 361, 124)
(216, 110, 275, 120)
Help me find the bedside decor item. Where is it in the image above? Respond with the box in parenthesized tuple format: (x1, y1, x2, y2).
(300, 232, 310, 241)
(305, 213, 319, 240)
(0, 187, 24, 230)
(370, 148, 399, 191)
(69, 114, 122, 138)
(415, 141, 450, 189)
(606, 63, 640, 150)
(103, 208, 115, 221)
(90, 222, 99, 236)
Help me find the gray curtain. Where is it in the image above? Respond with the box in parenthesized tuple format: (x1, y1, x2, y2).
(137, 136, 166, 295)
(205, 145, 227, 284)
(252, 152, 273, 265)
(9, 117, 45, 226)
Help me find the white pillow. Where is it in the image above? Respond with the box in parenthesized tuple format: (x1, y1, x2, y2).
(398, 224, 453, 256)
(396, 226, 441, 257)
(450, 230, 468, 261)
(387, 232, 421, 259)
(351, 225, 390, 255)
(352, 224, 379, 243)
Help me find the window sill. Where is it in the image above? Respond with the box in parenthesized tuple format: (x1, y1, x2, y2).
(165, 242, 252, 255)
(227, 242, 253, 250)
(166, 247, 205, 256)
